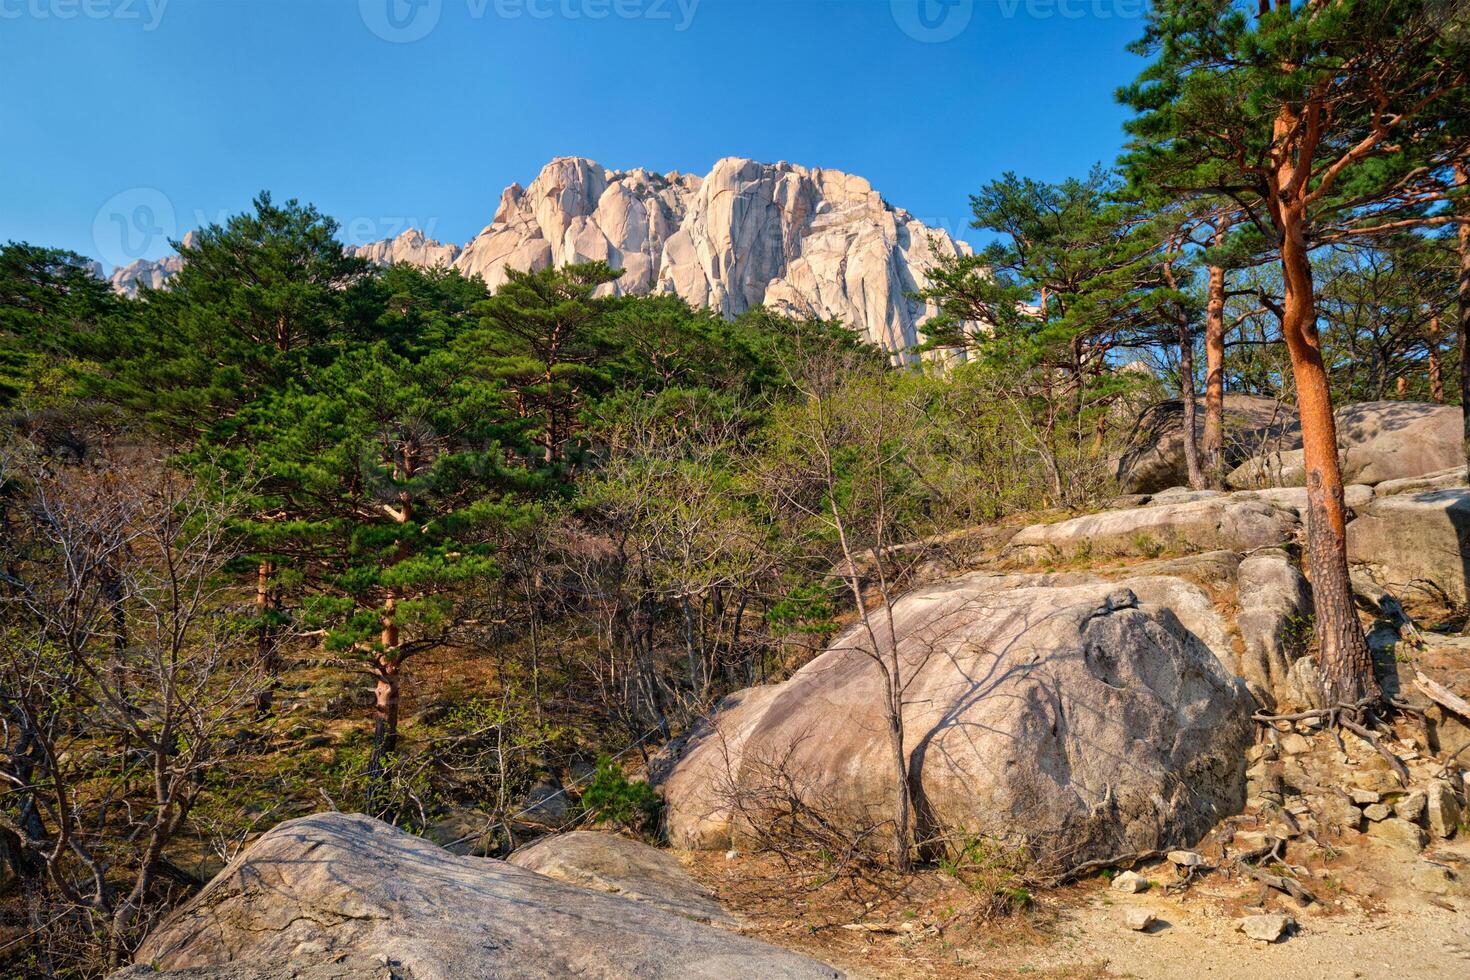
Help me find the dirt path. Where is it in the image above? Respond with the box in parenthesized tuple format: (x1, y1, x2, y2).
(692, 835, 1470, 979)
(1012, 879, 1470, 979)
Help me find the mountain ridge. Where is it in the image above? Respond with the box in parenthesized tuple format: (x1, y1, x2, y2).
(106, 156, 973, 355)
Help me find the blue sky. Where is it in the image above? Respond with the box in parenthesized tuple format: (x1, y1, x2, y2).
(1, 0, 1150, 271)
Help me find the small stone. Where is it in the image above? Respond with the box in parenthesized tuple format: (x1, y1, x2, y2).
(1409, 861, 1467, 896)
(1351, 769, 1403, 795)
(1426, 780, 1462, 838)
(1362, 803, 1391, 822)
(1124, 908, 1157, 931)
(724, 850, 739, 861)
(1279, 733, 1311, 755)
(1366, 817, 1427, 850)
(1246, 743, 1273, 765)
(1238, 913, 1291, 943)
(1111, 870, 1149, 894)
(1348, 788, 1380, 806)
(1167, 849, 1203, 868)
(1393, 790, 1426, 823)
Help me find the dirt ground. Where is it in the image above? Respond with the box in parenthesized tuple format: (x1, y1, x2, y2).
(684, 832, 1470, 979)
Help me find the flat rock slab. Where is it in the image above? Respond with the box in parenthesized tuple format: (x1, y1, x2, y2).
(508, 831, 734, 925)
(122, 812, 841, 980)
(1234, 485, 1373, 518)
(1006, 497, 1297, 563)
(1347, 488, 1470, 608)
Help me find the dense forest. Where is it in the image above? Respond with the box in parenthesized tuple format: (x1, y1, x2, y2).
(1, 0, 1468, 975)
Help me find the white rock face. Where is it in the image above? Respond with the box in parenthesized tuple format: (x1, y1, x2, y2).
(99, 157, 973, 354)
(106, 231, 197, 296)
(347, 227, 461, 268)
(453, 157, 970, 354)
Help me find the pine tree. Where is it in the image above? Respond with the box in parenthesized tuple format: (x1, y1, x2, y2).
(89, 192, 373, 445)
(472, 262, 623, 466)
(918, 168, 1169, 503)
(0, 243, 118, 411)
(1118, 0, 1470, 705)
(230, 340, 540, 779)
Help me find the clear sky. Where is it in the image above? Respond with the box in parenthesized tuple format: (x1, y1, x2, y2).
(1, 0, 1151, 271)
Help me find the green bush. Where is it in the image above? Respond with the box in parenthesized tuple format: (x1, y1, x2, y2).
(579, 755, 662, 836)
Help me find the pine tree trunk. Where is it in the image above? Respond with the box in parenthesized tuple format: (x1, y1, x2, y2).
(372, 654, 401, 757)
(1457, 160, 1470, 479)
(1203, 216, 1232, 487)
(1429, 313, 1444, 403)
(1279, 217, 1379, 706)
(254, 560, 277, 715)
(1179, 316, 1205, 490)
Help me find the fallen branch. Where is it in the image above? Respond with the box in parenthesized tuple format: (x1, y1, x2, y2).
(1235, 858, 1315, 906)
(1048, 848, 1169, 885)
(1415, 670, 1470, 721)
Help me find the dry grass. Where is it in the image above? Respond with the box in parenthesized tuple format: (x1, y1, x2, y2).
(680, 850, 1116, 979)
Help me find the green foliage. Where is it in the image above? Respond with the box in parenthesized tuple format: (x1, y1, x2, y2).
(916, 169, 1157, 508)
(768, 582, 839, 636)
(579, 755, 662, 835)
(937, 836, 1034, 916)
(85, 192, 374, 442)
(1117, 0, 1468, 248)
(0, 242, 119, 410)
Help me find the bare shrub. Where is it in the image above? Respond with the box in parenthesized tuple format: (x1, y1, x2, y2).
(0, 446, 264, 973)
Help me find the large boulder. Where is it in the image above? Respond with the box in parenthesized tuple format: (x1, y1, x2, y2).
(1229, 401, 1464, 489)
(508, 831, 734, 925)
(1115, 395, 1300, 493)
(659, 577, 1254, 874)
(1226, 449, 1306, 489)
(1335, 401, 1463, 486)
(1347, 488, 1470, 608)
(1235, 551, 1313, 707)
(122, 812, 840, 980)
(1004, 496, 1298, 563)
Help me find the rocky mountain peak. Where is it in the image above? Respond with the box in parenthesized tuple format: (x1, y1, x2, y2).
(100, 156, 971, 355)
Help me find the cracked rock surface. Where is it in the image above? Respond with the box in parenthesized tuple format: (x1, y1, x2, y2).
(117, 813, 840, 980)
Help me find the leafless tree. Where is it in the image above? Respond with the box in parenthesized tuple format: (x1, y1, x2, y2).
(758, 345, 940, 872)
(0, 446, 264, 971)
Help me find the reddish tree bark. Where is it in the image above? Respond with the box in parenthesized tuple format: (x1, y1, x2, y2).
(1458, 160, 1470, 478)
(1428, 312, 1444, 403)
(1262, 65, 1379, 703)
(1202, 217, 1233, 487)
